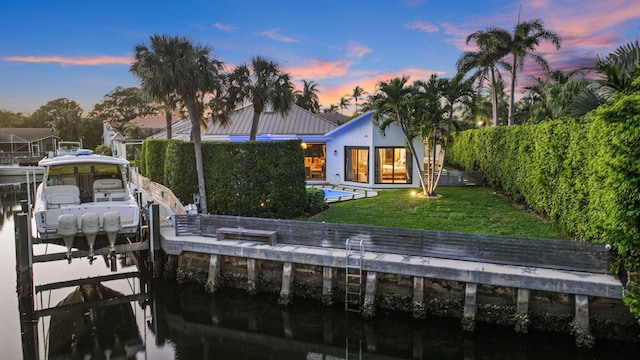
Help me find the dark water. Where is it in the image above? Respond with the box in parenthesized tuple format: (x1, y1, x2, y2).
(1, 186, 639, 359)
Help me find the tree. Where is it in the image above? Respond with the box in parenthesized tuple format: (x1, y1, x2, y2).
(294, 80, 320, 113)
(351, 86, 365, 114)
(32, 98, 85, 142)
(506, 19, 561, 126)
(323, 104, 338, 113)
(457, 27, 511, 126)
(371, 76, 430, 195)
(227, 56, 294, 140)
(89, 86, 159, 137)
(0, 109, 28, 128)
(338, 96, 351, 114)
(131, 34, 225, 214)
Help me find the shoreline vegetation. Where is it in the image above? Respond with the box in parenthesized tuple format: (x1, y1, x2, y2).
(309, 187, 568, 240)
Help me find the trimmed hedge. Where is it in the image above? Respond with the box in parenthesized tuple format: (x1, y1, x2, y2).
(141, 139, 307, 219)
(305, 187, 326, 215)
(447, 92, 640, 264)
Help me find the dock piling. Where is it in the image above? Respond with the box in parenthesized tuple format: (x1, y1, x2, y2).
(462, 283, 477, 331)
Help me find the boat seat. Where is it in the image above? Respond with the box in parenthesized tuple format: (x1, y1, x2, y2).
(93, 178, 126, 202)
(44, 185, 80, 209)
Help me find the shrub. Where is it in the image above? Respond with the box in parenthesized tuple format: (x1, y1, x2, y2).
(305, 187, 325, 215)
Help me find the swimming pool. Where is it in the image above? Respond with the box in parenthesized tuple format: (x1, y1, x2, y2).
(322, 189, 358, 198)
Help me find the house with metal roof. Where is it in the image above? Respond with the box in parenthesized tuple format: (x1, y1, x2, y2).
(147, 104, 426, 187)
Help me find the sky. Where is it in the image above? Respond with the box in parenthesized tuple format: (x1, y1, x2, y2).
(1, 0, 639, 115)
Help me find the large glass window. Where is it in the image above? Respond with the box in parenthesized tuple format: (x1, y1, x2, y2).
(303, 143, 326, 180)
(374, 147, 411, 184)
(345, 147, 369, 183)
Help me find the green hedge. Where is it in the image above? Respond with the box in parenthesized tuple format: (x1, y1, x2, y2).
(141, 139, 171, 183)
(447, 92, 640, 257)
(141, 139, 307, 218)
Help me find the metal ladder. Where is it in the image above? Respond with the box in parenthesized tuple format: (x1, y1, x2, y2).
(345, 237, 364, 313)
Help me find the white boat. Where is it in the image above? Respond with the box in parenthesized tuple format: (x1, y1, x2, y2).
(32, 149, 140, 263)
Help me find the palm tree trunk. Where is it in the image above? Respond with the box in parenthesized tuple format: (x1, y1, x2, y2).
(508, 55, 517, 126)
(165, 109, 173, 140)
(250, 110, 261, 141)
(184, 96, 208, 214)
(490, 67, 499, 126)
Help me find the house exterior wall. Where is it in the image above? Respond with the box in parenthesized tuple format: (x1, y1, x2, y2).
(325, 112, 424, 189)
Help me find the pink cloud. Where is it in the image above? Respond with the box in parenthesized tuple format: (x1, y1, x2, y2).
(285, 59, 352, 80)
(3, 55, 131, 66)
(260, 28, 299, 43)
(213, 22, 237, 32)
(346, 42, 373, 59)
(405, 20, 439, 33)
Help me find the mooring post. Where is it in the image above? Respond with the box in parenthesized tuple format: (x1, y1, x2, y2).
(412, 276, 426, 319)
(515, 288, 530, 333)
(362, 271, 377, 318)
(149, 204, 161, 277)
(278, 262, 294, 306)
(322, 266, 336, 305)
(15, 212, 37, 359)
(573, 294, 594, 348)
(247, 258, 258, 295)
(461, 282, 477, 331)
(282, 309, 293, 339)
(204, 255, 221, 293)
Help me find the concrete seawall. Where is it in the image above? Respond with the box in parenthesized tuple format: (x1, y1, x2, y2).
(159, 227, 639, 347)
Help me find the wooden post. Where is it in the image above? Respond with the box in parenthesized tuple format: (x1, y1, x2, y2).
(15, 213, 37, 359)
(515, 288, 530, 333)
(322, 266, 336, 305)
(247, 258, 258, 295)
(204, 255, 221, 293)
(278, 262, 294, 306)
(412, 277, 426, 319)
(362, 271, 377, 318)
(149, 204, 162, 277)
(573, 294, 594, 348)
(461, 283, 477, 331)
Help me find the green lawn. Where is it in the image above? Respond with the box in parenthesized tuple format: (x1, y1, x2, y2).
(308, 187, 568, 240)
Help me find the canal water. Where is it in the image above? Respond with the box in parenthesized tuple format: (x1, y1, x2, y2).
(1, 184, 639, 359)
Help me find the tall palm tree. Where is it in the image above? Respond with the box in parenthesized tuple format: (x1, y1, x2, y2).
(457, 27, 511, 126)
(294, 80, 320, 113)
(323, 104, 338, 113)
(372, 76, 430, 196)
(351, 86, 365, 114)
(506, 19, 561, 126)
(338, 96, 351, 114)
(227, 56, 294, 140)
(131, 34, 225, 214)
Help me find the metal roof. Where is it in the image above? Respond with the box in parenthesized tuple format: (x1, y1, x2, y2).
(149, 104, 337, 140)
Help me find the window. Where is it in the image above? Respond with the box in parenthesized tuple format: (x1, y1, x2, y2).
(374, 147, 411, 184)
(345, 147, 369, 183)
(303, 143, 326, 180)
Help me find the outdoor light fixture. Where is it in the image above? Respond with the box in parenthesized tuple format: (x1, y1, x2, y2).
(301, 142, 307, 149)
(334, 149, 337, 156)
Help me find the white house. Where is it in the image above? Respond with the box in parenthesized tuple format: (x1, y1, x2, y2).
(146, 105, 428, 189)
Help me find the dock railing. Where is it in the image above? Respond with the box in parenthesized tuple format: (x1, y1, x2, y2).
(173, 214, 614, 274)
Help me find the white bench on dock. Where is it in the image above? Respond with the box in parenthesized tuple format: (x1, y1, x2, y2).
(216, 227, 277, 245)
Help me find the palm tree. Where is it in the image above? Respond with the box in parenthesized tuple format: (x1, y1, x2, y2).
(338, 96, 351, 114)
(457, 27, 511, 126)
(323, 104, 338, 113)
(227, 56, 294, 140)
(371, 76, 431, 196)
(351, 86, 365, 114)
(131, 34, 225, 214)
(506, 19, 561, 126)
(294, 80, 320, 113)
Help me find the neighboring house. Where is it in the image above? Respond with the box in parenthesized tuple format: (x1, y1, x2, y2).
(0, 128, 59, 164)
(148, 105, 428, 188)
(103, 113, 182, 146)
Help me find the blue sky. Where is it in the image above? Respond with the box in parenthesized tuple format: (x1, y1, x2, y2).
(1, 0, 639, 114)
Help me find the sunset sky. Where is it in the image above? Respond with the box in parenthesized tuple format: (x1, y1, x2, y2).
(1, 0, 639, 115)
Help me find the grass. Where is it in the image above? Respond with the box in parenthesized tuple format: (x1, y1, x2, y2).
(308, 187, 568, 240)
